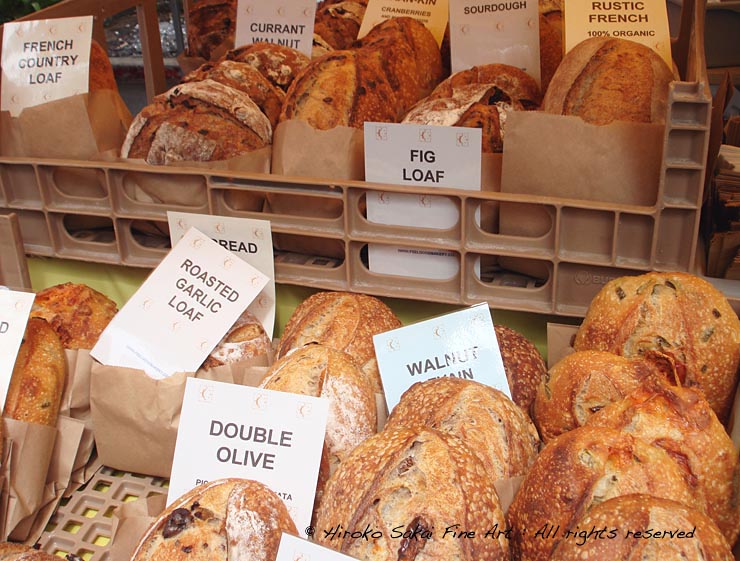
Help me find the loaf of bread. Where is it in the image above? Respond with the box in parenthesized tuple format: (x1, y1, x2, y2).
(315, 426, 509, 560)
(277, 291, 401, 393)
(312, 33, 335, 59)
(131, 478, 297, 561)
(585, 382, 740, 545)
(385, 377, 540, 480)
(507, 425, 707, 561)
(182, 60, 285, 128)
(495, 324, 546, 413)
(221, 42, 310, 91)
(186, 0, 236, 60)
(572, 272, 740, 423)
(31, 282, 118, 350)
(3, 318, 66, 426)
(0, 542, 62, 560)
(542, 37, 675, 125)
(202, 310, 272, 369)
(120, 79, 272, 164)
(314, 1, 366, 50)
(532, 350, 663, 442)
(89, 39, 119, 93)
(549, 495, 734, 561)
(538, 0, 563, 92)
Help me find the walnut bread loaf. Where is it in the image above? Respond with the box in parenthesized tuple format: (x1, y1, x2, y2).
(131, 478, 297, 561)
(494, 324, 547, 413)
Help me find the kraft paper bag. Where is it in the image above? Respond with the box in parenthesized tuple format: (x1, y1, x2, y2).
(61, 350, 97, 484)
(90, 357, 272, 478)
(109, 493, 167, 561)
(494, 475, 524, 515)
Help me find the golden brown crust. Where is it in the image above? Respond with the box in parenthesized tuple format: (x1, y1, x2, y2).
(585, 383, 740, 545)
(277, 291, 401, 393)
(532, 350, 663, 442)
(3, 318, 66, 426)
(221, 42, 310, 91)
(131, 478, 297, 561)
(315, 426, 509, 560)
(495, 325, 547, 414)
(549, 495, 734, 561)
(202, 310, 271, 369)
(507, 426, 708, 561)
(31, 282, 118, 350)
(538, 10, 562, 92)
(385, 377, 540, 480)
(542, 37, 674, 125)
(572, 272, 740, 423)
(0, 542, 60, 560)
(314, 1, 366, 50)
(186, 0, 236, 60)
(89, 39, 118, 93)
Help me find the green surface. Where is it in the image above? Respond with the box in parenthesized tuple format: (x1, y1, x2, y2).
(27, 257, 574, 356)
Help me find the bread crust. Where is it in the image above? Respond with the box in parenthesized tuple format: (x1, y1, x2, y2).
(314, 1, 366, 50)
(0, 542, 61, 560)
(202, 310, 271, 369)
(186, 0, 236, 60)
(495, 325, 547, 413)
(221, 42, 310, 91)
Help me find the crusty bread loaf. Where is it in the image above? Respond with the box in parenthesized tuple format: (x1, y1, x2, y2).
(495, 324, 547, 413)
(120, 79, 272, 164)
(542, 37, 675, 125)
(202, 310, 271, 369)
(572, 272, 740, 423)
(277, 291, 401, 393)
(549, 495, 734, 561)
(0, 542, 61, 560)
(315, 426, 509, 560)
(89, 39, 119, 93)
(182, 60, 285, 128)
(538, 0, 563, 92)
(3, 318, 66, 426)
(585, 382, 740, 545)
(385, 377, 540, 480)
(312, 33, 335, 59)
(186, 0, 236, 60)
(31, 282, 118, 350)
(314, 1, 366, 50)
(131, 478, 297, 561)
(221, 42, 310, 91)
(507, 425, 707, 561)
(532, 350, 663, 442)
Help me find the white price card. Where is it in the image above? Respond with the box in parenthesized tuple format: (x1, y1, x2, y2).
(0, 289, 35, 405)
(90, 227, 269, 379)
(275, 533, 358, 561)
(367, 245, 459, 281)
(1, 16, 93, 117)
(373, 302, 509, 412)
(358, 0, 449, 46)
(168, 212, 276, 338)
(235, 0, 317, 57)
(168, 378, 329, 530)
(449, 0, 541, 80)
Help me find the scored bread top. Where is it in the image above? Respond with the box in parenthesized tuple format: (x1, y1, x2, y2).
(202, 310, 272, 369)
(494, 324, 547, 414)
(221, 42, 310, 91)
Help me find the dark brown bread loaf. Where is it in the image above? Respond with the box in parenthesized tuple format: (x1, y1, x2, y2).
(182, 60, 285, 128)
(585, 382, 740, 545)
(532, 350, 663, 442)
(3, 318, 66, 426)
(573, 272, 740, 423)
(31, 282, 118, 350)
(186, 0, 236, 60)
(131, 478, 297, 561)
(507, 426, 707, 561)
(315, 426, 509, 560)
(314, 1, 366, 50)
(221, 42, 310, 91)
(89, 39, 119, 93)
(495, 324, 547, 413)
(538, 0, 563, 92)
(277, 291, 401, 393)
(385, 377, 540, 480)
(202, 310, 271, 369)
(120, 79, 272, 164)
(549, 495, 734, 561)
(542, 36, 675, 125)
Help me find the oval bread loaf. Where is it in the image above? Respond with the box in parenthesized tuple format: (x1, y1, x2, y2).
(314, 1, 366, 50)
(186, 0, 236, 60)
(221, 42, 310, 91)
(202, 310, 272, 369)
(495, 324, 547, 413)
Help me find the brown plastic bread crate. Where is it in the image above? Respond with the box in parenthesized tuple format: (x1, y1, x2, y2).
(0, 0, 718, 318)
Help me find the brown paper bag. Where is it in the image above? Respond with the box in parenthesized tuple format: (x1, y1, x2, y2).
(61, 350, 96, 481)
(546, 323, 579, 368)
(90, 357, 271, 478)
(109, 493, 167, 561)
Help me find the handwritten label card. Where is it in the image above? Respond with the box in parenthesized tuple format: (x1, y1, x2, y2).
(373, 302, 509, 412)
(168, 378, 329, 530)
(168, 212, 276, 338)
(358, 0, 449, 46)
(564, 0, 672, 67)
(449, 0, 541, 80)
(235, 1, 317, 57)
(275, 534, 358, 561)
(0, 289, 35, 405)
(91, 227, 269, 379)
(1, 16, 93, 117)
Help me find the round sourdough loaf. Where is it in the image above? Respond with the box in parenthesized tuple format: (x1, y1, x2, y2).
(0, 542, 62, 560)
(495, 324, 546, 413)
(314, 1, 366, 50)
(221, 42, 310, 91)
(120, 79, 272, 164)
(507, 425, 707, 561)
(542, 36, 675, 125)
(182, 60, 285, 128)
(31, 282, 118, 350)
(549, 495, 734, 561)
(572, 272, 740, 423)
(131, 478, 297, 561)
(186, 0, 236, 60)
(585, 382, 740, 545)
(277, 291, 401, 393)
(385, 377, 540, 480)
(532, 350, 663, 442)
(315, 426, 510, 560)
(202, 310, 272, 369)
